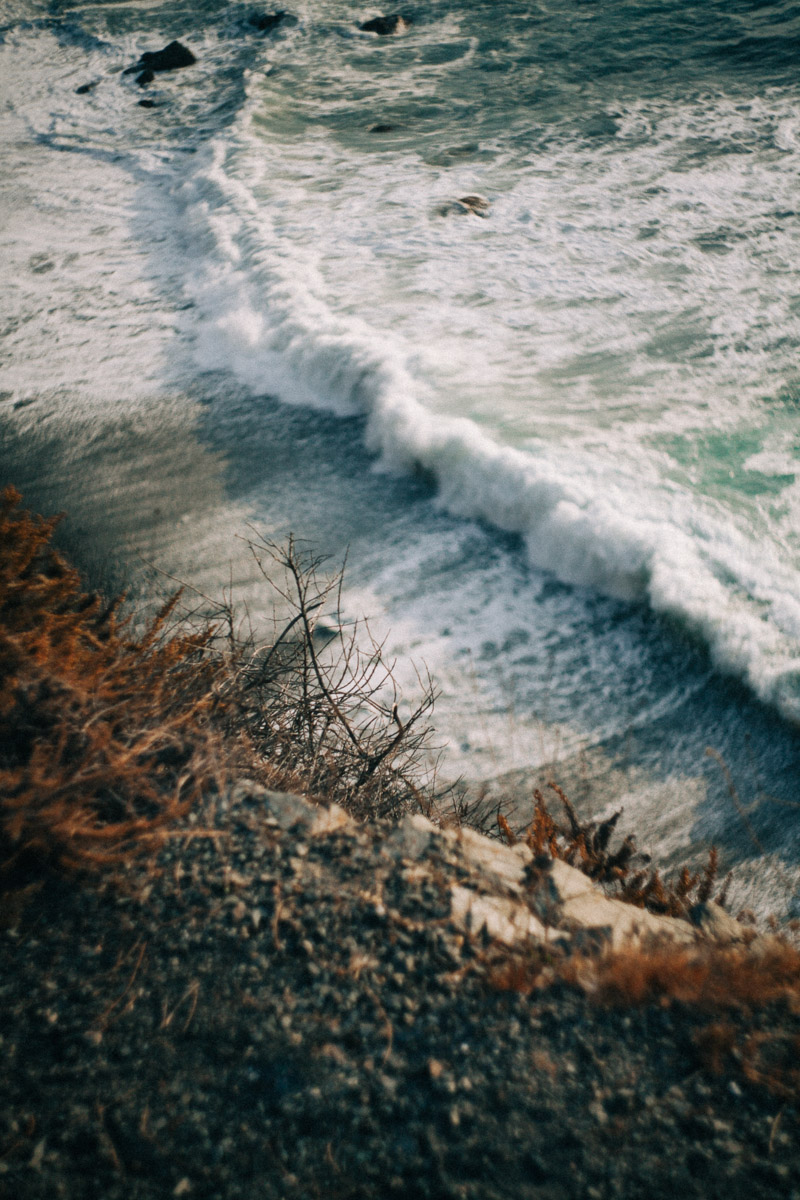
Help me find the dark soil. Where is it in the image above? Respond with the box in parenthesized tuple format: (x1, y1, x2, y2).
(1, 786, 798, 1200)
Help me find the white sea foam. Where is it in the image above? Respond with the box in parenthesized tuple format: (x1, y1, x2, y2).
(168, 86, 800, 723)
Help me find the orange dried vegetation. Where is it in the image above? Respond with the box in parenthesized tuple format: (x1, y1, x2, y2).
(0, 487, 229, 886)
(507, 782, 729, 919)
(568, 939, 800, 1010)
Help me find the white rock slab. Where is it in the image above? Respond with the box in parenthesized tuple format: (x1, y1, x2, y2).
(450, 885, 550, 946)
(447, 826, 532, 893)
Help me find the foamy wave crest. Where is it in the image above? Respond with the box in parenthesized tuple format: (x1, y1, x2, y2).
(173, 139, 800, 725)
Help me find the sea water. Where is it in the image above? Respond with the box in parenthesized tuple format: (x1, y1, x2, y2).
(2, 0, 800, 916)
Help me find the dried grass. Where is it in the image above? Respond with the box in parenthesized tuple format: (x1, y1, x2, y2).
(0, 491, 440, 890)
(0, 487, 238, 886)
(565, 939, 800, 1010)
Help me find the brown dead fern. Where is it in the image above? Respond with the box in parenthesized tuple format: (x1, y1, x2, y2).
(498, 781, 729, 919)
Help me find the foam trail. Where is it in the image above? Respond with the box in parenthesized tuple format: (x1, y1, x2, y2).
(171, 135, 800, 726)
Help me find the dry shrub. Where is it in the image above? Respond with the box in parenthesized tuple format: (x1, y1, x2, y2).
(232, 534, 440, 823)
(0, 487, 231, 886)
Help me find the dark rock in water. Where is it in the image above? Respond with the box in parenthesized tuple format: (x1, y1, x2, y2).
(584, 112, 619, 138)
(123, 40, 196, 76)
(248, 11, 297, 33)
(136, 69, 155, 86)
(138, 99, 157, 108)
(359, 15, 411, 35)
(369, 122, 397, 133)
(140, 40, 196, 70)
(75, 81, 97, 94)
(437, 194, 491, 218)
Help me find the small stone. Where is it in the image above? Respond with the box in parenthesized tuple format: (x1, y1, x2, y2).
(262, 790, 315, 831)
(226, 870, 251, 890)
(29, 1138, 46, 1170)
(385, 813, 435, 860)
(309, 804, 351, 836)
(173, 1180, 192, 1196)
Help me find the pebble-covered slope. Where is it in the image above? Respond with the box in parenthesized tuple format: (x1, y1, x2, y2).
(1, 785, 798, 1200)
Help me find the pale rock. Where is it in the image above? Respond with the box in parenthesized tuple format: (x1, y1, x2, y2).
(450, 885, 549, 946)
(385, 812, 435, 860)
(689, 901, 745, 944)
(548, 858, 597, 902)
(309, 803, 351, 836)
(448, 826, 532, 893)
(261, 789, 314, 830)
(560, 890, 695, 949)
(546, 858, 694, 948)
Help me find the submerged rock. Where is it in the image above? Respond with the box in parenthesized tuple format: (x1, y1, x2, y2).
(437, 194, 491, 218)
(74, 81, 97, 94)
(359, 14, 411, 35)
(123, 40, 196, 78)
(248, 11, 298, 33)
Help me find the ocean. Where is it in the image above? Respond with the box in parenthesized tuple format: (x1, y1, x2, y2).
(2, 0, 800, 917)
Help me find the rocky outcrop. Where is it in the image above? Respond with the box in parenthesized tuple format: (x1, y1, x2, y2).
(359, 15, 411, 35)
(243, 789, 725, 953)
(123, 40, 196, 85)
(389, 812, 697, 950)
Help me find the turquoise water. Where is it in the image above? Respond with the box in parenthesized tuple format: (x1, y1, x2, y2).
(2, 0, 800, 915)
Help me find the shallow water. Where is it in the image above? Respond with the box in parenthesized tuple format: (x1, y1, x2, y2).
(2, 0, 800, 916)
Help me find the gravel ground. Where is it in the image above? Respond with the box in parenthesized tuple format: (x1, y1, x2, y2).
(1, 785, 798, 1200)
